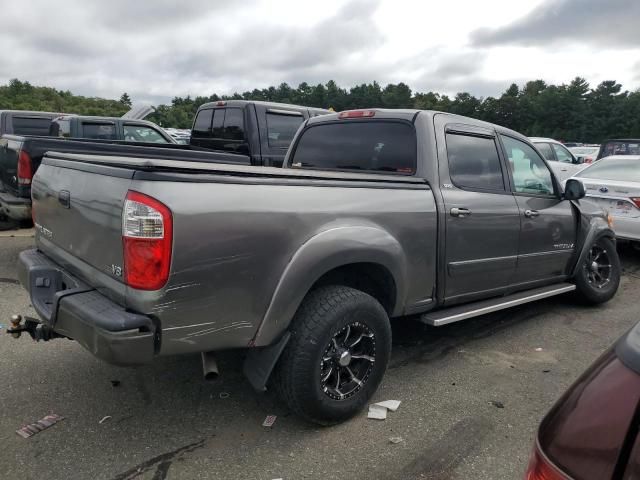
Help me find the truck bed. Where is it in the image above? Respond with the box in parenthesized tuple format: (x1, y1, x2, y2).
(30, 151, 436, 357)
(0, 134, 251, 200)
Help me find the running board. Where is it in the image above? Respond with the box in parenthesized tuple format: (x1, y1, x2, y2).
(420, 283, 576, 327)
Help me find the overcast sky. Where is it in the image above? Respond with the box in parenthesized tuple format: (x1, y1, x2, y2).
(2, 0, 639, 105)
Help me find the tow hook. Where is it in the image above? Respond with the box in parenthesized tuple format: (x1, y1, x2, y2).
(7, 314, 60, 341)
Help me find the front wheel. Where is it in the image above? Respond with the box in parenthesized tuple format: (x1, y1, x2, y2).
(272, 286, 392, 425)
(574, 236, 621, 304)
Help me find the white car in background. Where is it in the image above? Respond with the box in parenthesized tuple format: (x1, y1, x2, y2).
(570, 155, 640, 243)
(570, 146, 600, 164)
(530, 137, 587, 181)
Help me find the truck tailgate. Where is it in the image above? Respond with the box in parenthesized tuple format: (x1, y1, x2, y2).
(32, 157, 132, 295)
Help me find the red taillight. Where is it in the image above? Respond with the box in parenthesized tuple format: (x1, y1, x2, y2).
(338, 110, 376, 119)
(631, 197, 640, 209)
(17, 150, 33, 185)
(525, 443, 570, 480)
(584, 157, 593, 164)
(122, 191, 172, 290)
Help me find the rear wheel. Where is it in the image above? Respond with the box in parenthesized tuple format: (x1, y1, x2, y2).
(272, 286, 392, 425)
(574, 236, 620, 304)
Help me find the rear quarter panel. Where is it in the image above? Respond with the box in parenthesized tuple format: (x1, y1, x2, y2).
(127, 178, 437, 355)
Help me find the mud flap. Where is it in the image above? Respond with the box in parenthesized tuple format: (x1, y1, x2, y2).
(243, 332, 291, 392)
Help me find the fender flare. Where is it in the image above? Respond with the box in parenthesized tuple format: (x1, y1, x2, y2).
(571, 216, 615, 277)
(251, 225, 407, 347)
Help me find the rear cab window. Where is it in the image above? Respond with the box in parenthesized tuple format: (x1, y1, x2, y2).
(192, 109, 213, 137)
(290, 121, 416, 174)
(12, 116, 54, 136)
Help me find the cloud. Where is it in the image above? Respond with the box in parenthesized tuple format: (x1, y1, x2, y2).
(471, 0, 640, 48)
(1, 0, 637, 106)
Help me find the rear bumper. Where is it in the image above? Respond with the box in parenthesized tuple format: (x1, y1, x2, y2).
(0, 189, 31, 221)
(17, 249, 157, 366)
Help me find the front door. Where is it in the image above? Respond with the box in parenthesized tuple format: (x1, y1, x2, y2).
(500, 135, 577, 284)
(437, 122, 521, 304)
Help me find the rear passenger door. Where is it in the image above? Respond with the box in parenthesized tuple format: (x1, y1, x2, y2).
(500, 135, 577, 284)
(436, 122, 521, 304)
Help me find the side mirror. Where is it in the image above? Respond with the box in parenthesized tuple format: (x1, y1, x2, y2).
(575, 155, 585, 164)
(564, 178, 586, 200)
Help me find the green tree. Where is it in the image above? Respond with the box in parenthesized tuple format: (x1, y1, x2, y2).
(119, 92, 132, 107)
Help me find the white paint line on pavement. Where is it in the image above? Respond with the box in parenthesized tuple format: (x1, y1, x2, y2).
(0, 228, 35, 238)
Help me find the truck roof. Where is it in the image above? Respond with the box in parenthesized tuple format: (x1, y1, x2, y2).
(0, 110, 67, 117)
(306, 109, 530, 141)
(53, 115, 158, 126)
(198, 99, 331, 115)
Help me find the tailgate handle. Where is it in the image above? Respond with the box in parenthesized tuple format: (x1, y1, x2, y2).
(58, 190, 71, 209)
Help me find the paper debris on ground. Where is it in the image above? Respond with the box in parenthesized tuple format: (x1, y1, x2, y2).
(367, 404, 388, 420)
(99, 415, 112, 424)
(374, 400, 401, 411)
(389, 436, 404, 444)
(535, 347, 543, 352)
(16, 414, 65, 438)
(368, 399, 402, 420)
(262, 415, 277, 427)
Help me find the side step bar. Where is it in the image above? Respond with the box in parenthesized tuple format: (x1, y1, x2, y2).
(420, 283, 576, 327)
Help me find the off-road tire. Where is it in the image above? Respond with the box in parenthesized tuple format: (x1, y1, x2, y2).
(574, 236, 621, 304)
(272, 286, 392, 425)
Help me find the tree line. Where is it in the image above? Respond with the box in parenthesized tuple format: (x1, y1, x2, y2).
(2, 77, 639, 143)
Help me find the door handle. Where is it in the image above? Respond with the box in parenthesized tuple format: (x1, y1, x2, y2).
(450, 207, 471, 217)
(524, 209, 540, 218)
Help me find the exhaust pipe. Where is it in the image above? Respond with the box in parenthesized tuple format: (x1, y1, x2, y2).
(201, 351, 219, 381)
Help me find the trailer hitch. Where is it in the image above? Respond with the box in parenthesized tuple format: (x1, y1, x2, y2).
(6, 314, 61, 342)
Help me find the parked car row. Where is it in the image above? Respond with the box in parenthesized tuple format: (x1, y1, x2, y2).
(8, 106, 622, 428)
(0, 101, 330, 221)
(3, 103, 638, 451)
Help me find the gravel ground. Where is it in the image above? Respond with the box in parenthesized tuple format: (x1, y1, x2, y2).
(1, 231, 639, 480)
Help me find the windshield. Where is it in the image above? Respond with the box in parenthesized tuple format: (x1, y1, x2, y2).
(571, 147, 599, 155)
(576, 157, 640, 182)
(600, 141, 640, 158)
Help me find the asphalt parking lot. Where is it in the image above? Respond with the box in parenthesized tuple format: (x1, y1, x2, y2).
(1, 230, 639, 480)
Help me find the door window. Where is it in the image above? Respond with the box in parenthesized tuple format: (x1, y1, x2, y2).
(446, 133, 505, 191)
(124, 125, 169, 143)
(535, 142, 555, 161)
(552, 143, 574, 163)
(502, 136, 555, 196)
(82, 123, 117, 140)
(266, 112, 303, 148)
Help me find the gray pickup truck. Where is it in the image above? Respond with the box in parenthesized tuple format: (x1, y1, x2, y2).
(11, 109, 620, 424)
